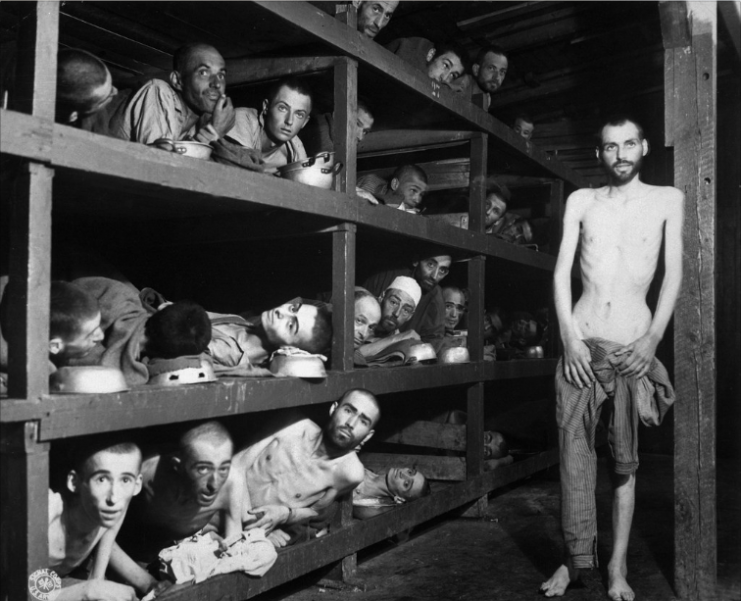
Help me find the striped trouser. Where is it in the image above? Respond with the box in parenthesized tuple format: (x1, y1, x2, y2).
(556, 353, 636, 569)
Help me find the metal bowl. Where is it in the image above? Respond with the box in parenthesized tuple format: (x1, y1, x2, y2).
(440, 346, 470, 364)
(525, 345, 544, 359)
(147, 359, 216, 387)
(276, 152, 343, 189)
(50, 366, 129, 394)
(407, 342, 437, 364)
(270, 352, 327, 379)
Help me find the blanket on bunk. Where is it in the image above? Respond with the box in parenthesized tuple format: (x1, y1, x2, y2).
(70, 277, 153, 386)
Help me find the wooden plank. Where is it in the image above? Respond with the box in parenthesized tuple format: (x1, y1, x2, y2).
(158, 449, 560, 601)
(0, 360, 561, 438)
(330, 225, 356, 371)
(659, 1, 692, 49)
(457, 1, 560, 31)
(468, 133, 488, 234)
(378, 419, 467, 450)
(226, 56, 336, 86)
(0, 423, 50, 601)
(666, 3, 718, 600)
(251, 1, 589, 189)
(359, 452, 512, 481)
(333, 57, 357, 194)
(12, 1, 58, 118)
(358, 130, 476, 155)
(6, 162, 53, 400)
(0, 111, 565, 268)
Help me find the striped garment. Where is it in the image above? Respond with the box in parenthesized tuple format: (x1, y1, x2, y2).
(555, 337, 675, 568)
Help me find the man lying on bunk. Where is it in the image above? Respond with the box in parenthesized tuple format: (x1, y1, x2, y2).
(353, 288, 382, 351)
(55, 48, 124, 135)
(109, 421, 245, 595)
(356, 164, 429, 212)
(208, 297, 333, 376)
(353, 465, 430, 519)
(112, 42, 236, 146)
(231, 389, 380, 547)
(356, 1, 399, 40)
(386, 38, 469, 89)
(357, 276, 421, 359)
(485, 184, 509, 234)
(47, 436, 144, 601)
(363, 251, 451, 352)
(0, 279, 104, 393)
(70, 277, 211, 387)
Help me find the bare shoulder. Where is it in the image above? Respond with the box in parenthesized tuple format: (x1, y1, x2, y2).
(338, 453, 366, 489)
(644, 183, 684, 204)
(564, 187, 598, 215)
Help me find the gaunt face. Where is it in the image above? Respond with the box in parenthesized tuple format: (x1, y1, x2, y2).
(485, 194, 507, 228)
(262, 85, 311, 144)
(180, 439, 233, 507)
(427, 52, 464, 84)
(412, 255, 452, 292)
(598, 121, 647, 184)
(474, 51, 508, 93)
(354, 296, 381, 348)
(326, 391, 379, 450)
(356, 108, 375, 142)
(357, 1, 398, 39)
(386, 466, 426, 501)
(261, 300, 319, 350)
(379, 289, 416, 334)
(514, 118, 534, 141)
(393, 173, 427, 209)
(55, 311, 104, 360)
(443, 288, 466, 331)
(174, 45, 226, 115)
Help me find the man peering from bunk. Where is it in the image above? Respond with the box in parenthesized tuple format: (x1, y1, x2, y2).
(70, 277, 211, 386)
(358, 276, 421, 359)
(541, 116, 683, 600)
(112, 42, 236, 146)
(442, 285, 467, 334)
(222, 76, 311, 172)
(110, 421, 245, 594)
(353, 465, 430, 519)
(386, 38, 469, 89)
(0, 279, 105, 393)
(232, 388, 381, 547)
(356, 164, 428, 212)
(55, 48, 122, 134)
(208, 297, 333, 375)
(48, 437, 144, 601)
(514, 113, 535, 141)
(356, 0, 399, 40)
(363, 252, 452, 352)
(485, 184, 509, 235)
(353, 288, 382, 350)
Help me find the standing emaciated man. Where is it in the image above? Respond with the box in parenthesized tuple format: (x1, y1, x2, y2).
(541, 116, 683, 600)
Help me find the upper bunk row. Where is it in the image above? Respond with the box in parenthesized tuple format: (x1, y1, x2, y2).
(0, 1, 583, 262)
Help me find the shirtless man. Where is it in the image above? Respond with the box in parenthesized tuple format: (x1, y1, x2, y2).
(48, 439, 143, 601)
(111, 421, 245, 592)
(232, 389, 380, 546)
(541, 116, 683, 600)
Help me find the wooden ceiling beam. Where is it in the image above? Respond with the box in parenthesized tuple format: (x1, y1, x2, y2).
(457, 1, 563, 32)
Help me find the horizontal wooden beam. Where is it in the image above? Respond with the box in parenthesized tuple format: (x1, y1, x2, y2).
(0, 360, 560, 439)
(360, 452, 514, 481)
(358, 130, 475, 155)
(151, 448, 560, 600)
(251, 1, 588, 188)
(226, 56, 337, 86)
(377, 419, 467, 451)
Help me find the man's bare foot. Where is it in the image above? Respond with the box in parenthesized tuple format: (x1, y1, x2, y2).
(607, 567, 634, 601)
(540, 564, 579, 597)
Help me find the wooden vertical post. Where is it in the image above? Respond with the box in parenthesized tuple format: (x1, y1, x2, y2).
(0, 423, 50, 601)
(330, 224, 357, 372)
(662, 2, 718, 599)
(333, 57, 358, 194)
(333, 2, 358, 30)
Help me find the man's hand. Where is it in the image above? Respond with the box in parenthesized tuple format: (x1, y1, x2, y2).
(355, 187, 379, 205)
(244, 505, 289, 533)
(208, 94, 236, 138)
(562, 337, 594, 389)
(613, 332, 659, 379)
(81, 580, 138, 601)
(267, 529, 292, 548)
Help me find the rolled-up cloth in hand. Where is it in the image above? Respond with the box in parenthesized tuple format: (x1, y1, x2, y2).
(212, 138, 268, 172)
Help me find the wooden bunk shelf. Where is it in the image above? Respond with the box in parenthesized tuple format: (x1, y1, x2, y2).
(252, 1, 589, 189)
(1, 109, 557, 271)
(0, 360, 559, 439)
(141, 447, 560, 601)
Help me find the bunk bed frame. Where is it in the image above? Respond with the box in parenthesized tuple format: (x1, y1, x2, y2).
(1, 2, 729, 600)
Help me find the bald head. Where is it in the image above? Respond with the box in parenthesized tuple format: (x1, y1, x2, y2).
(179, 421, 233, 457)
(56, 48, 116, 123)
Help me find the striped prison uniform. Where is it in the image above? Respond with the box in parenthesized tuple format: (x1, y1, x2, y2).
(555, 338, 675, 569)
